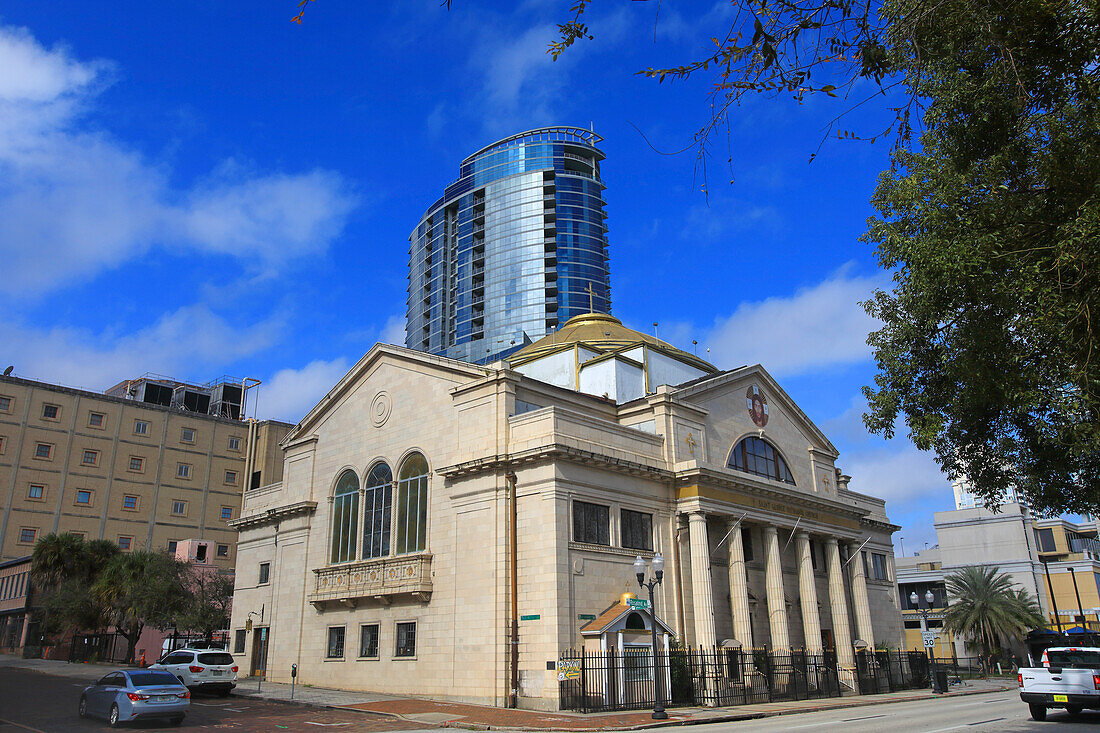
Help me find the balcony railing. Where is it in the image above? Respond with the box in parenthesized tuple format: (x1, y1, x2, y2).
(308, 554, 432, 608)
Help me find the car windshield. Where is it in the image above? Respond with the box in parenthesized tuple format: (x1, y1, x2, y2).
(198, 652, 235, 665)
(128, 671, 181, 686)
(1047, 650, 1100, 669)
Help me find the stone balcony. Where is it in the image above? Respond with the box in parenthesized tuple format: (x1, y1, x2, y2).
(308, 554, 432, 609)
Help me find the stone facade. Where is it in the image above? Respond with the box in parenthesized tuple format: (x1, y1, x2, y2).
(229, 344, 902, 709)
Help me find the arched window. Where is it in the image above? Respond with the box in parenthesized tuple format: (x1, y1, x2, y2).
(330, 470, 360, 563)
(395, 453, 429, 554)
(727, 436, 795, 485)
(362, 462, 392, 559)
(625, 612, 646, 630)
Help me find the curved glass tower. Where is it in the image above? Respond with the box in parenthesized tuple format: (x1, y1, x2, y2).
(407, 126, 611, 364)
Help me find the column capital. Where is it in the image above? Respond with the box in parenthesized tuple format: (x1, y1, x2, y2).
(794, 529, 810, 541)
(687, 510, 707, 521)
(762, 524, 779, 537)
(823, 536, 839, 548)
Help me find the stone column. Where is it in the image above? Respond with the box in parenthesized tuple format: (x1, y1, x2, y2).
(763, 525, 790, 650)
(687, 512, 717, 649)
(795, 531, 823, 653)
(848, 542, 875, 646)
(688, 511, 717, 706)
(726, 520, 753, 649)
(825, 538, 855, 687)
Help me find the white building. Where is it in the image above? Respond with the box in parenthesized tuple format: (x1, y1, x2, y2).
(228, 315, 903, 709)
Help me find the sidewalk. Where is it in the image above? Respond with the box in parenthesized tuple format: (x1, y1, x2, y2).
(1, 656, 1016, 731)
(234, 675, 1017, 731)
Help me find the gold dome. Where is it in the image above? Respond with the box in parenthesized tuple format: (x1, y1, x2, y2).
(509, 312, 717, 373)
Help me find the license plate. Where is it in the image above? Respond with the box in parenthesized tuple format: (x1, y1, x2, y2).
(1054, 694, 1068, 702)
(213, 670, 223, 676)
(156, 695, 174, 702)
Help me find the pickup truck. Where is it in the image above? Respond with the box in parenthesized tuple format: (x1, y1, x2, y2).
(1019, 646, 1100, 720)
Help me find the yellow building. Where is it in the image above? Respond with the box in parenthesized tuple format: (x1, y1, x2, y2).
(0, 373, 290, 569)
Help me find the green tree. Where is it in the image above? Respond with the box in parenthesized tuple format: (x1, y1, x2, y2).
(175, 567, 235, 644)
(942, 566, 1045, 658)
(861, 0, 1100, 515)
(94, 552, 189, 664)
(30, 532, 96, 644)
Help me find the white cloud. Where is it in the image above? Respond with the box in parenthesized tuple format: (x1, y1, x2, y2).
(705, 266, 887, 376)
(479, 24, 562, 124)
(256, 358, 352, 424)
(380, 314, 406, 346)
(0, 25, 356, 296)
(844, 445, 951, 506)
(0, 305, 281, 390)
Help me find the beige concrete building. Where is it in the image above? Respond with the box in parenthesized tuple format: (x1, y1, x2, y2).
(0, 374, 290, 568)
(229, 316, 903, 709)
(897, 503, 1100, 656)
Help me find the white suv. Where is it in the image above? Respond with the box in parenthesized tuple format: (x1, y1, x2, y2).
(150, 649, 238, 696)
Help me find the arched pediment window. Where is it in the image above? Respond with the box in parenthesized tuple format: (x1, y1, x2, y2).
(727, 436, 795, 485)
(625, 612, 646, 630)
(330, 469, 360, 563)
(395, 453, 429, 554)
(362, 462, 392, 559)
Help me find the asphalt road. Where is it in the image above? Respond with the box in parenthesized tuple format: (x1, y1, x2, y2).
(694, 689, 1097, 732)
(0, 667, 438, 732)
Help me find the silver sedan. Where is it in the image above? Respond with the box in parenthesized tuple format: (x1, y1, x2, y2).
(79, 669, 190, 726)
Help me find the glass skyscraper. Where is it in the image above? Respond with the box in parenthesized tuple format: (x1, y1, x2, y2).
(407, 126, 611, 364)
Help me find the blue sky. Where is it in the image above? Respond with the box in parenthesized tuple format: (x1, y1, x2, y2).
(0, 1, 956, 553)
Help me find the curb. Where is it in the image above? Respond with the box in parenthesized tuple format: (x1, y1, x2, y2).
(231, 682, 1015, 731)
(430, 685, 1017, 731)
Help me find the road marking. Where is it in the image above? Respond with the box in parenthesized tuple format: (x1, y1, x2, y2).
(0, 717, 49, 733)
(224, 707, 247, 712)
(843, 714, 887, 721)
(303, 723, 352, 727)
(788, 721, 843, 729)
(967, 719, 1004, 726)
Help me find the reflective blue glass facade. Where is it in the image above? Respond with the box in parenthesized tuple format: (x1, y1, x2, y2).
(407, 127, 611, 364)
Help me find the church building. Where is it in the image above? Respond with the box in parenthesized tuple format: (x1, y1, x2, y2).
(228, 313, 903, 709)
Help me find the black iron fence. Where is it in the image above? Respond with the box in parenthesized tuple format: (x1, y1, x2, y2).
(69, 633, 131, 665)
(559, 647, 843, 713)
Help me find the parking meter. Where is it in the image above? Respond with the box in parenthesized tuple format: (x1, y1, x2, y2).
(291, 664, 298, 678)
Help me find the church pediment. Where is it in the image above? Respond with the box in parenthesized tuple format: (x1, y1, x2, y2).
(668, 363, 840, 482)
(282, 344, 492, 445)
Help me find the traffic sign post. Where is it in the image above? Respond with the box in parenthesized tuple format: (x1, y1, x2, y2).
(922, 630, 937, 648)
(626, 598, 650, 611)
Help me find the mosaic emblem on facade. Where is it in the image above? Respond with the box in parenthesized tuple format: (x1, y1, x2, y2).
(746, 385, 769, 427)
(370, 391, 392, 427)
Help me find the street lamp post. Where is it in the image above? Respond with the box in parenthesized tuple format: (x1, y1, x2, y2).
(910, 589, 941, 693)
(633, 553, 667, 720)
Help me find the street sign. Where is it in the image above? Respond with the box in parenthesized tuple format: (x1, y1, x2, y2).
(626, 598, 650, 611)
(520, 614, 541, 621)
(922, 630, 937, 648)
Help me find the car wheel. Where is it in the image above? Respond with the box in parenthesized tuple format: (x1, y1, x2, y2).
(1066, 705, 1083, 717)
(1029, 703, 1048, 721)
(78, 696, 88, 718)
(108, 703, 121, 727)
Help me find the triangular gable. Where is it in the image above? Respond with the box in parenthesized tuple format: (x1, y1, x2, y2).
(281, 343, 492, 446)
(671, 364, 839, 457)
(579, 602, 674, 636)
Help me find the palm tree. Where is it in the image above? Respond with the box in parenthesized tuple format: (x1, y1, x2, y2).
(30, 532, 86, 645)
(31, 532, 85, 590)
(942, 566, 1045, 659)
